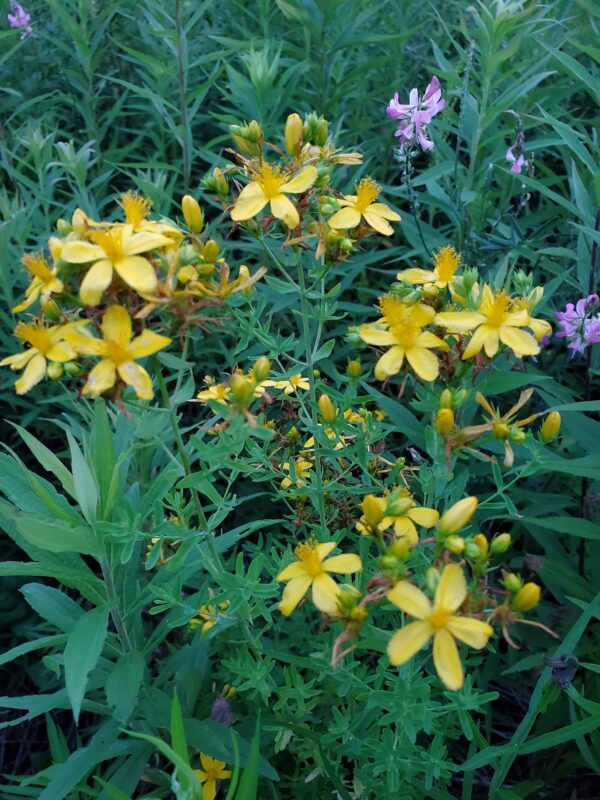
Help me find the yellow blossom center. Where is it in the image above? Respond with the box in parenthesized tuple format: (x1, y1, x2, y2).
(257, 163, 285, 199)
(91, 229, 126, 264)
(22, 254, 53, 282)
(484, 292, 510, 327)
(354, 178, 380, 212)
(434, 246, 460, 282)
(428, 607, 452, 630)
(121, 192, 151, 228)
(103, 340, 129, 365)
(380, 295, 420, 348)
(16, 323, 54, 354)
(295, 542, 324, 577)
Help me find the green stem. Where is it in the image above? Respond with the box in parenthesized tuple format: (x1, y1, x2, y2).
(99, 555, 133, 652)
(404, 150, 432, 258)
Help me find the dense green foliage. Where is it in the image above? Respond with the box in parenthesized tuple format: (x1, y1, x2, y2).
(1, 0, 599, 798)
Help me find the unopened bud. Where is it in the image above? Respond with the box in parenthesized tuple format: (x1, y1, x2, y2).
(425, 566, 440, 592)
(253, 356, 270, 382)
(284, 113, 303, 155)
(385, 489, 413, 518)
(473, 533, 489, 556)
(379, 555, 398, 572)
(439, 389, 453, 409)
(48, 236, 64, 261)
(318, 394, 336, 423)
(512, 582, 541, 612)
(71, 208, 88, 236)
(182, 195, 203, 233)
(349, 606, 368, 624)
(435, 408, 454, 436)
(438, 496, 478, 536)
(510, 428, 526, 444)
(540, 411, 561, 442)
(346, 360, 362, 378)
(287, 425, 298, 441)
(248, 120, 262, 142)
(490, 533, 511, 554)
(214, 168, 228, 196)
(454, 389, 469, 407)
(202, 240, 220, 263)
(503, 572, 523, 593)
(230, 373, 254, 405)
(361, 494, 386, 528)
(464, 541, 482, 559)
(445, 535, 465, 554)
(422, 284, 438, 300)
(47, 362, 64, 380)
(56, 218, 70, 235)
(390, 539, 410, 559)
(63, 361, 82, 377)
(339, 238, 353, 253)
(42, 298, 60, 322)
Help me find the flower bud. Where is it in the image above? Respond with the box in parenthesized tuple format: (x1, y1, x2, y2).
(71, 208, 88, 236)
(512, 582, 541, 612)
(454, 388, 469, 407)
(385, 489, 413, 518)
(253, 356, 270, 383)
(540, 411, 561, 442)
(339, 238, 353, 254)
(346, 360, 362, 378)
(492, 422, 510, 440)
(248, 120, 262, 142)
(47, 362, 64, 380)
(178, 265, 197, 284)
(349, 606, 368, 624)
(56, 218, 71, 235)
(390, 539, 410, 559)
(284, 113, 303, 155)
(439, 389, 453, 409)
(315, 118, 328, 147)
(509, 428, 526, 444)
(422, 284, 438, 300)
(48, 236, 64, 261)
(63, 361, 82, 377)
(318, 394, 336, 423)
(230, 373, 254, 405)
(438, 496, 478, 536)
(490, 532, 511, 554)
(473, 533, 489, 556)
(214, 168, 229, 196)
(181, 195, 203, 233)
(503, 572, 523, 592)
(435, 408, 454, 436)
(445, 535, 465, 554)
(360, 494, 386, 528)
(177, 244, 197, 265)
(379, 554, 398, 572)
(202, 240, 220, 263)
(464, 541, 482, 559)
(425, 566, 440, 592)
(42, 299, 61, 322)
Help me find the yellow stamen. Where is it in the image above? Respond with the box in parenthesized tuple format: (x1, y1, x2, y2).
(354, 177, 380, 212)
(484, 293, 510, 327)
(433, 246, 460, 282)
(90, 229, 125, 263)
(295, 542, 323, 577)
(121, 192, 152, 228)
(15, 323, 53, 354)
(428, 608, 452, 630)
(257, 163, 285, 199)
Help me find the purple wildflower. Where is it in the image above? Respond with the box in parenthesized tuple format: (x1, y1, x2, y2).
(555, 294, 600, 355)
(506, 145, 526, 174)
(7, 2, 32, 38)
(386, 76, 445, 153)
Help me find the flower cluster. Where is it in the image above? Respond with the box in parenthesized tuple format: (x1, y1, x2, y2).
(555, 293, 600, 355)
(7, 1, 32, 39)
(386, 76, 446, 152)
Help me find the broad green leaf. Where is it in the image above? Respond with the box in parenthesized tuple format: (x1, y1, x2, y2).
(64, 606, 109, 723)
(9, 506, 100, 556)
(525, 517, 600, 540)
(105, 651, 145, 724)
(20, 583, 84, 632)
(11, 423, 76, 500)
(68, 431, 99, 525)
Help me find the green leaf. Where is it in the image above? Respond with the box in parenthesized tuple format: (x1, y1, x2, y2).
(68, 431, 99, 525)
(124, 730, 200, 798)
(525, 517, 600, 540)
(105, 651, 145, 723)
(64, 605, 108, 723)
(170, 690, 189, 764)
(11, 423, 76, 500)
(235, 716, 260, 800)
(94, 779, 133, 800)
(89, 400, 117, 519)
(20, 583, 84, 632)
(8, 504, 100, 556)
(0, 634, 68, 667)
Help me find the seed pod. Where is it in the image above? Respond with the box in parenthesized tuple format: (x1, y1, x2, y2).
(493, 422, 511, 440)
(181, 195, 203, 233)
(438, 496, 478, 536)
(512, 582, 541, 612)
(540, 411, 561, 442)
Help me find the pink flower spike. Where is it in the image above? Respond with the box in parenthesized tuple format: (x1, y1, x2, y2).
(386, 76, 445, 153)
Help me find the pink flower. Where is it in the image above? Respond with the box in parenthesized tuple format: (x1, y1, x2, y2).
(506, 146, 526, 174)
(386, 76, 445, 153)
(555, 294, 600, 355)
(7, 2, 32, 38)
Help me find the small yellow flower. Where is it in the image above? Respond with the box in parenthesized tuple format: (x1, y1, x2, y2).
(281, 457, 313, 489)
(0, 321, 82, 394)
(119, 192, 181, 239)
(61, 224, 172, 306)
(328, 177, 400, 236)
(435, 286, 540, 359)
(397, 245, 461, 289)
(12, 254, 64, 313)
(190, 600, 230, 634)
(194, 753, 231, 800)
(510, 292, 552, 340)
(276, 539, 362, 616)
(387, 564, 493, 690)
(64, 305, 171, 399)
(472, 389, 539, 467)
(230, 162, 318, 228)
(540, 411, 561, 442)
(380, 488, 439, 545)
(195, 383, 231, 405)
(303, 427, 346, 451)
(359, 295, 448, 382)
(262, 372, 310, 395)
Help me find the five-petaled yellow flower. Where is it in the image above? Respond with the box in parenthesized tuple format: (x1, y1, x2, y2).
(230, 163, 318, 228)
(359, 295, 448, 382)
(61, 225, 172, 306)
(195, 383, 231, 405)
(276, 540, 362, 616)
(328, 177, 400, 236)
(396, 245, 461, 289)
(64, 305, 171, 399)
(190, 599, 230, 634)
(263, 372, 310, 395)
(281, 457, 313, 489)
(194, 753, 231, 800)
(0, 321, 82, 394)
(435, 285, 540, 360)
(382, 489, 439, 545)
(387, 563, 493, 690)
(12, 254, 64, 313)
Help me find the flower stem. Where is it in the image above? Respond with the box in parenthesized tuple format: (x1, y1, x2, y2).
(404, 150, 432, 259)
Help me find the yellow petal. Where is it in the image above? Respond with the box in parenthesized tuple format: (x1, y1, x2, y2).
(61, 241, 106, 263)
(328, 207, 362, 230)
(415, 331, 449, 351)
(529, 318, 552, 339)
(461, 325, 489, 359)
(279, 574, 312, 616)
(368, 202, 400, 221)
(46, 341, 78, 363)
(269, 194, 299, 227)
(276, 562, 307, 581)
(322, 553, 362, 574)
(202, 778, 217, 800)
(123, 231, 172, 256)
(117, 361, 154, 400)
(435, 311, 486, 330)
(407, 507, 439, 528)
(315, 542, 337, 561)
(82, 359, 117, 397)
(446, 616, 493, 649)
(311, 572, 340, 615)
(392, 517, 418, 545)
(396, 268, 435, 284)
(499, 325, 540, 357)
(102, 305, 131, 346)
(237, 181, 265, 201)
(230, 194, 269, 221)
(114, 255, 157, 294)
(280, 166, 318, 193)
(127, 329, 171, 359)
(80, 259, 113, 306)
(0, 349, 36, 369)
(64, 331, 106, 357)
(432, 629, 463, 690)
(387, 620, 432, 665)
(434, 564, 466, 612)
(409, 303, 436, 327)
(374, 346, 405, 380)
(475, 391, 496, 418)
(12, 285, 41, 313)
(405, 346, 439, 381)
(362, 208, 394, 236)
(15, 352, 46, 394)
(358, 324, 397, 346)
(483, 328, 499, 357)
(387, 581, 431, 619)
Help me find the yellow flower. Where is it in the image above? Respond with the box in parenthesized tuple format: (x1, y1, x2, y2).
(387, 564, 493, 690)
(281, 457, 313, 489)
(380, 488, 439, 546)
(359, 295, 448, 382)
(64, 305, 171, 399)
(190, 600, 230, 634)
(396, 245, 461, 289)
(120, 192, 182, 239)
(276, 540, 362, 616)
(356, 494, 387, 535)
(61, 224, 172, 306)
(262, 372, 310, 395)
(230, 163, 318, 228)
(303, 427, 346, 451)
(435, 286, 540, 359)
(194, 754, 231, 800)
(12, 254, 64, 313)
(328, 177, 400, 236)
(473, 389, 539, 467)
(195, 383, 231, 405)
(0, 321, 82, 394)
(510, 292, 552, 340)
